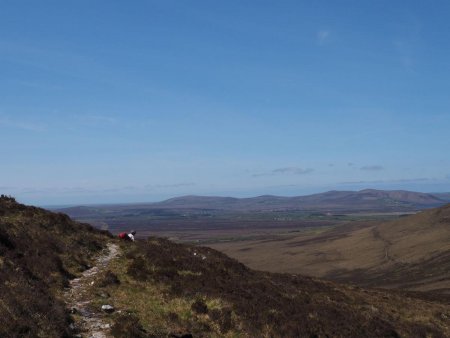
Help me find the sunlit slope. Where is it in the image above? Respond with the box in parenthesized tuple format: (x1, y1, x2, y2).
(210, 204, 450, 292)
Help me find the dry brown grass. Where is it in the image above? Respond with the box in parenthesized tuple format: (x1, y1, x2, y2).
(210, 205, 450, 293)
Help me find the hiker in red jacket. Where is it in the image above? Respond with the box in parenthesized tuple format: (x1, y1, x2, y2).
(118, 230, 136, 241)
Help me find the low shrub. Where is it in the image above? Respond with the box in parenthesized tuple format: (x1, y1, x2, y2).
(99, 270, 121, 287)
(191, 299, 208, 314)
(111, 313, 149, 338)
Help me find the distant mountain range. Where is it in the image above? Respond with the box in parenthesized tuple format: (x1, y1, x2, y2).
(56, 189, 449, 223)
(152, 189, 446, 212)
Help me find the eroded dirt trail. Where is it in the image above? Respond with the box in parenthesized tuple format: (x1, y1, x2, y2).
(64, 243, 120, 338)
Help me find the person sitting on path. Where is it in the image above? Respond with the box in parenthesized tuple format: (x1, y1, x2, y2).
(127, 230, 136, 241)
(118, 230, 136, 241)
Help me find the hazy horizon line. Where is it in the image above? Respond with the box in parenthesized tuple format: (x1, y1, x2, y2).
(40, 187, 449, 209)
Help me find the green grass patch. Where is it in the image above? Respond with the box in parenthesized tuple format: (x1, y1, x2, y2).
(93, 248, 242, 337)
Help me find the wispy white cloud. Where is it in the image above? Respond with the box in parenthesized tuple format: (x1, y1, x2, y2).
(0, 115, 47, 132)
(393, 39, 415, 71)
(7, 183, 197, 196)
(340, 177, 432, 185)
(273, 167, 314, 175)
(144, 183, 196, 190)
(15, 80, 63, 91)
(75, 114, 118, 125)
(360, 165, 384, 171)
(252, 173, 269, 178)
(253, 167, 314, 177)
(317, 30, 330, 45)
(393, 16, 421, 73)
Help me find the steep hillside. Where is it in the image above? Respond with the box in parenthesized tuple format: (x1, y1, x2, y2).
(341, 203, 450, 290)
(211, 204, 450, 293)
(0, 195, 111, 337)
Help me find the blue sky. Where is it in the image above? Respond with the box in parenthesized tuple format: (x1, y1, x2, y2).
(1, 1, 450, 205)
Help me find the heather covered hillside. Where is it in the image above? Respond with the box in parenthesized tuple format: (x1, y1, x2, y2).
(101, 238, 450, 337)
(0, 195, 110, 337)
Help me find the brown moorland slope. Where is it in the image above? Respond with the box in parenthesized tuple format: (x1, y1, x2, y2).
(210, 204, 450, 293)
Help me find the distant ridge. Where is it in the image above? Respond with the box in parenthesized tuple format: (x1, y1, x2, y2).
(432, 192, 450, 202)
(56, 189, 448, 225)
(144, 189, 445, 212)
